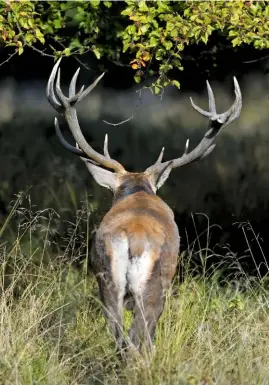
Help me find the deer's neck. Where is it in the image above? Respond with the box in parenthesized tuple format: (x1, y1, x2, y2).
(113, 181, 154, 205)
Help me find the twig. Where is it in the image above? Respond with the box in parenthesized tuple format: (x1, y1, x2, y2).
(0, 50, 17, 68)
(135, 87, 143, 105)
(103, 115, 134, 126)
(159, 87, 165, 102)
(56, 40, 92, 70)
(73, 55, 93, 72)
(243, 54, 269, 64)
(107, 58, 130, 68)
(27, 44, 54, 58)
(56, 39, 93, 72)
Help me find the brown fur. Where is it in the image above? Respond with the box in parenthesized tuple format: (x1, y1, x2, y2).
(91, 173, 180, 353)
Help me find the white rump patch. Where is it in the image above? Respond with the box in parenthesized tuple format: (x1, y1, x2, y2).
(110, 235, 129, 298)
(127, 250, 153, 295)
(110, 237, 154, 300)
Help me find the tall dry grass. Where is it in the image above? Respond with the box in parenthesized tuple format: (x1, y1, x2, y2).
(1, 193, 269, 385)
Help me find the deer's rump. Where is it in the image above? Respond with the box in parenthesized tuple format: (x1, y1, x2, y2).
(92, 206, 179, 302)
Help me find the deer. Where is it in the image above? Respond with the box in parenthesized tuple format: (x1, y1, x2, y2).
(46, 58, 242, 354)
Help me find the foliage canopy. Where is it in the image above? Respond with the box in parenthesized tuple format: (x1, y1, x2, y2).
(0, 0, 269, 92)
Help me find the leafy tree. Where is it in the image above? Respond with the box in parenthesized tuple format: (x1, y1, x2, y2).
(0, 0, 269, 93)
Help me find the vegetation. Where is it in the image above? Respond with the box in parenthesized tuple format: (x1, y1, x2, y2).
(0, 0, 269, 92)
(0, 193, 269, 384)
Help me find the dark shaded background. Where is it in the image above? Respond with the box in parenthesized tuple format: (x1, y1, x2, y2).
(1, 42, 269, 276)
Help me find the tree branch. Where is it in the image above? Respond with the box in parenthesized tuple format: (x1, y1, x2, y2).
(16, 21, 54, 58)
(0, 50, 17, 68)
(107, 57, 130, 68)
(73, 55, 94, 72)
(27, 44, 54, 58)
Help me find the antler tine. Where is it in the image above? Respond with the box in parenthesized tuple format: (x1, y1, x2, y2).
(68, 66, 87, 104)
(206, 80, 216, 114)
(184, 139, 189, 155)
(46, 57, 63, 112)
(67, 72, 105, 105)
(104, 134, 111, 158)
(56, 67, 85, 107)
(54, 117, 86, 157)
(77, 72, 105, 104)
(191, 77, 242, 126)
(69, 67, 80, 98)
(217, 76, 242, 126)
(69, 85, 85, 105)
(190, 96, 213, 118)
(156, 147, 165, 164)
(145, 77, 242, 174)
(149, 147, 165, 170)
(55, 68, 68, 107)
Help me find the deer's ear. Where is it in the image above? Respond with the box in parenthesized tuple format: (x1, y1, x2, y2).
(155, 163, 173, 190)
(148, 162, 173, 191)
(84, 161, 118, 192)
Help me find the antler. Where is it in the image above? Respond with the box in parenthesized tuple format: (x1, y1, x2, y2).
(146, 77, 242, 174)
(46, 58, 126, 173)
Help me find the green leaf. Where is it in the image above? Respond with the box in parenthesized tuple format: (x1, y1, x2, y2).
(127, 24, 136, 35)
(230, 13, 240, 24)
(148, 69, 156, 76)
(138, 1, 149, 12)
(134, 74, 141, 83)
(190, 14, 198, 22)
(53, 19, 62, 29)
(154, 85, 161, 94)
(201, 33, 209, 44)
(149, 36, 158, 47)
(121, 6, 134, 16)
(163, 40, 173, 50)
(25, 33, 34, 44)
(35, 29, 45, 44)
(63, 47, 71, 56)
(18, 17, 29, 30)
(231, 36, 242, 47)
(170, 29, 178, 38)
(156, 48, 165, 60)
(93, 48, 101, 59)
(172, 80, 180, 89)
(140, 25, 148, 34)
(90, 0, 100, 8)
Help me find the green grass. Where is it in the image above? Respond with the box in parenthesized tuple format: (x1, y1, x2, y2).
(1, 194, 269, 385)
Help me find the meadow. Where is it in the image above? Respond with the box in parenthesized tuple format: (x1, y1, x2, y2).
(1, 191, 269, 385)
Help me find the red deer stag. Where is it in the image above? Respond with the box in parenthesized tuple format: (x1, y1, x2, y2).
(47, 58, 242, 353)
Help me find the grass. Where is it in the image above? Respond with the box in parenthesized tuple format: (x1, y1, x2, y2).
(1, 193, 269, 385)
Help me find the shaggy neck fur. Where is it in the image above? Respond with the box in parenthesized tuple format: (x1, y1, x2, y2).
(113, 179, 154, 205)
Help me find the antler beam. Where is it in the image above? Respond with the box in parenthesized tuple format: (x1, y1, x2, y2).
(46, 58, 126, 173)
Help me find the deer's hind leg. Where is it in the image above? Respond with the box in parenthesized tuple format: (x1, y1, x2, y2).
(128, 256, 165, 352)
(96, 273, 125, 352)
(94, 234, 129, 353)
